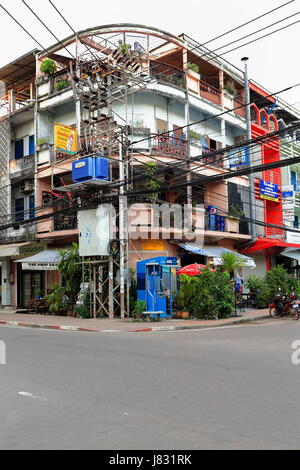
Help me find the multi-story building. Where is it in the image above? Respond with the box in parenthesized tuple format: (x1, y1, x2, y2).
(0, 24, 299, 310)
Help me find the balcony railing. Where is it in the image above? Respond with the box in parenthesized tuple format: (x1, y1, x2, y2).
(54, 211, 78, 231)
(199, 80, 222, 106)
(50, 69, 71, 95)
(0, 83, 34, 117)
(151, 134, 188, 158)
(201, 147, 224, 168)
(205, 213, 250, 236)
(150, 60, 185, 88)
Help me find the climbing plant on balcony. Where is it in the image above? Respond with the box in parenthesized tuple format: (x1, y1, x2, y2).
(145, 162, 160, 203)
(187, 62, 199, 74)
(55, 79, 70, 91)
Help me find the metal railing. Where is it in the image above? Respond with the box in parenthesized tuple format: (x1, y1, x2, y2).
(151, 134, 188, 158)
(54, 211, 78, 231)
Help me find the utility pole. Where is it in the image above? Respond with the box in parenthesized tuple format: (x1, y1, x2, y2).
(119, 140, 126, 319)
(242, 57, 256, 241)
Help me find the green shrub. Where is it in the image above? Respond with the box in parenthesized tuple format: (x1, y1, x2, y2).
(245, 275, 264, 294)
(177, 270, 234, 320)
(75, 290, 90, 319)
(119, 43, 130, 55)
(74, 304, 90, 319)
(187, 62, 199, 74)
(55, 79, 70, 91)
(44, 285, 68, 315)
(288, 278, 300, 296)
(265, 265, 290, 300)
(132, 300, 146, 318)
(40, 58, 57, 75)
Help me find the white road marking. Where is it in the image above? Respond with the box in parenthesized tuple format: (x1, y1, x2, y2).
(18, 392, 47, 401)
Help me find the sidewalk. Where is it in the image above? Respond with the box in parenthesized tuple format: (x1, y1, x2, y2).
(0, 308, 271, 333)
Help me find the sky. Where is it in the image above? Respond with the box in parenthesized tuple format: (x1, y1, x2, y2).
(0, 0, 299, 111)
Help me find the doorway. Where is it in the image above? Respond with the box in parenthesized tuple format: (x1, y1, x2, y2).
(17, 267, 44, 308)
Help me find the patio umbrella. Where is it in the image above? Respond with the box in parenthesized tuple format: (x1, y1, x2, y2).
(177, 264, 215, 276)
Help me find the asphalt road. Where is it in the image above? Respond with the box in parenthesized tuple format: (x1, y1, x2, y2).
(0, 319, 300, 450)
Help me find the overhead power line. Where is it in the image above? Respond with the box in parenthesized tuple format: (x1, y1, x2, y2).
(201, 0, 295, 46)
(21, 0, 77, 60)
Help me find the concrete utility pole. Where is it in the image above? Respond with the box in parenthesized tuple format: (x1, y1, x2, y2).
(242, 57, 256, 241)
(119, 140, 126, 319)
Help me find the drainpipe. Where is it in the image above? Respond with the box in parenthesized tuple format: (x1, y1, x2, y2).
(241, 57, 256, 242)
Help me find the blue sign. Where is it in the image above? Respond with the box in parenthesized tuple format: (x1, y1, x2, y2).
(229, 147, 249, 168)
(282, 191, 294, 198)
(260, 180, 279, 202)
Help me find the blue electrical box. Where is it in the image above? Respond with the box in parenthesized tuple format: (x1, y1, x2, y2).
(72, 157, 109, 183)
(137, 257, 179, 318)
(72, 158, 94, 182)
(94, 157, 109, 180)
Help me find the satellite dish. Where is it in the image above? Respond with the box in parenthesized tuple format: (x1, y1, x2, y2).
(134, 42, 145, 54)
(278, 119, 287, 130)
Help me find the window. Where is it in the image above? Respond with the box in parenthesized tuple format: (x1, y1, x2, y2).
(156, 118, 167, 134)
(291, 171, 297, 192)
(15, 139, 24, 160)
(29, 195, 35, 220)
(15, 198, 25, 222)
(14, 135, 35, 159)
(29, 135, 35, 155)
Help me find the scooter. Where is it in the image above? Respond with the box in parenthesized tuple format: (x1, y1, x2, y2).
(269, 289, 299, 321)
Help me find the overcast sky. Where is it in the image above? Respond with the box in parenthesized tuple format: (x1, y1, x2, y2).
(0, 0, 299, 111)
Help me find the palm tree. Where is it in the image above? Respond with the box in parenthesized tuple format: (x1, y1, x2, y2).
(220, 252, 245, 275)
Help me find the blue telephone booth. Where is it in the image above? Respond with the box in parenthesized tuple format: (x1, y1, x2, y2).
(137, 257, 179, 318)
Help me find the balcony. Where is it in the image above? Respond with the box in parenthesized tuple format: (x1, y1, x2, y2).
(127, 204, 250, 241)
(54, 211, 78, 231)
(0, 83, 34, 117)
(150, 135, 188, 159)
(204, 213, 250, 238)
(201, 147, 224, 168)
(150, 60, 185, 88)
(199, 80, 222, 106)
(9, 155, 35, 178)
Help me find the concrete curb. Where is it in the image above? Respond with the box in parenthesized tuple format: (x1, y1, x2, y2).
(0, 315, 271, 334)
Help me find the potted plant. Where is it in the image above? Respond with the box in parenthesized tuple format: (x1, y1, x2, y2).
(58, 243, 82, 310)
(40, 58, 57, 76)
(36, 137, 51, 152)
(119, 43, 131, 55)
(44, 285, 69, 316)
(189, 130, 202, 145)
(224, 80, 238, 109)
(175, 274, 195, 319)
(55, 79, 70, 92)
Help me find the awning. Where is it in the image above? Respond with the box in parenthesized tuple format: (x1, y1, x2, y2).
(0, 243, 31, 258)
(281, 249, 300, 263)
(178, 243, 256, 268)
(15, 250, 61, 271)
(243, 237, 300, 256)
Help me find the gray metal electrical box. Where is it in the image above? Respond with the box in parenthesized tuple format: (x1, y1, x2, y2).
(78, 206, 110, 257)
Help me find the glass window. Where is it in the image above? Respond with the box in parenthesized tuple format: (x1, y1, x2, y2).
(29, 195, 35, 220)
(29, 135, 35, 155)
(15, 139, 24, 160)
(15, 198, 25, 222)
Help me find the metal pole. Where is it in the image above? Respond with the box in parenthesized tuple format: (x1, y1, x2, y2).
(119, 140, 126, 319)
(242, 57, 256, 240)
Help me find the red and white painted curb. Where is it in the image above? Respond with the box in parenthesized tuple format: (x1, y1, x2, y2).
(0, 315, 270, 334)
(0, 320, 99, 333)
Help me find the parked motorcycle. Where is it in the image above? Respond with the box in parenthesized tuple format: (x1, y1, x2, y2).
(269, 290, 299, 321)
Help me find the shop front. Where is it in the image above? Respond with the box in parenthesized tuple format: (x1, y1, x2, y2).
(15, 250, 61, 309)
